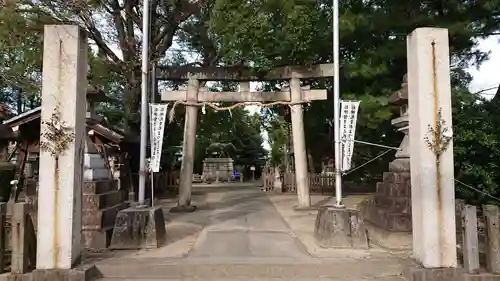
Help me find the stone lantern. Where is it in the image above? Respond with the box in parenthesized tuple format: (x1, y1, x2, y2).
(361, 75, 412, 235)
(387, 74, 409, 172)
(86, 84, 111, 123)
(84, 84, 114, 181)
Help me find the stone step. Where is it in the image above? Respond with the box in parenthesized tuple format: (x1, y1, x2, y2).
(382, 172, 411, 185)
(364, 205, 412, 232)
(373, 194, 410, 214)
(84, 180, 118, 195)
(94, 257, 408, 279)
(83, 202, 128, 230)
(83, 190, 125, 211)
(376, 182, 410, 197)
(85, 153, 108, 169)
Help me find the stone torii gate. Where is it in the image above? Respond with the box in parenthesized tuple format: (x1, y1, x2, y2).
(159, 64, 333, 211)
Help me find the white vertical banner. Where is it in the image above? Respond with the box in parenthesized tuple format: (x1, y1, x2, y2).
(149, 104, 168, 173)
(339, 100, 360, 172)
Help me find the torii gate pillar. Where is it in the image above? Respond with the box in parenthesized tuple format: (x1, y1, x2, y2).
(171, 78, 199, 212)
(290, 78, 311, 207)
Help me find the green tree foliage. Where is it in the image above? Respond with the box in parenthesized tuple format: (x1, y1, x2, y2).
(262, 109, 288, 168)
(194, 102, 267, 173)
(207, 0, 500, 200)
(2, 0, 500, 202)
(453, 88, 500, 204)
(12, 0, 218, 133)
(0, 3, 43, 112)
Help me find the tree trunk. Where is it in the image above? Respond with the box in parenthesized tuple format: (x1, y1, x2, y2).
(123, 70, 141, 135)
(16, 88, 22, 114)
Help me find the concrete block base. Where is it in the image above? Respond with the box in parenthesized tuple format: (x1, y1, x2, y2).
(109, 206, 166, 249)
(314, 206, 369, 249)
(170, 205, 197, 213)
(0, 273, 31, 281)
(403, 266, 465, 281)
(82, 227, 114, 249)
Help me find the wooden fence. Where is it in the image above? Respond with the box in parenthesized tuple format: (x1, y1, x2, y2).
(262, 171, 372, 194)
(456, 199, 500, 275)
(155, 171, 180, 197)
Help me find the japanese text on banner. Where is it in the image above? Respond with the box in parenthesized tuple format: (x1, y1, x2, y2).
(339, 101, 360, 172)
(149, 104, 168, 172)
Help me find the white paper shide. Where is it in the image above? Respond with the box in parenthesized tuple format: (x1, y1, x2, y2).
(149, 104, 168, 172)
(339, 100, 360, 172)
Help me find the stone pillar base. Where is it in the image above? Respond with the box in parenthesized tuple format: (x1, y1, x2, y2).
(314, 206, 369, 249)
(363, 220, 412, 250)
(403, 266, 464, 281)
(109, 206, 166, 249)
(170, 205, 197, 213)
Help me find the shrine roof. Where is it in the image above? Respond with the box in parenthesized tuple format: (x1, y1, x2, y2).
(2, 107, 125, 144)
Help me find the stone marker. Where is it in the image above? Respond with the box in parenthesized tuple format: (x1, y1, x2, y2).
(407, 27, 457, 267)
(314, 206, 369, 249)
(109, 206, 166, 249)
(36, 25, 87, 270)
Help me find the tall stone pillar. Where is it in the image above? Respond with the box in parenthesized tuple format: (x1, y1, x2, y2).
(36, 25, 87, 269)
(407, 28, 457, 268)
(289, 78, 311, 207)
(171, 78, 199, 212)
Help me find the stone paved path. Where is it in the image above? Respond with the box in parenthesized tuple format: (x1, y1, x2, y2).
(99, 277, 404, 281)
(92, 184, 410, 280)
(186, 186, 310, 258)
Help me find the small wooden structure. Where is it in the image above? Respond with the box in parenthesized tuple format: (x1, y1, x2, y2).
(1, 87, 133, 249)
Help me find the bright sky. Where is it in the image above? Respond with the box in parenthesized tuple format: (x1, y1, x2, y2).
(468, 36, 500, 97)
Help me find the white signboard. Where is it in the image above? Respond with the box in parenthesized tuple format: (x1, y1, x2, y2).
(339, 100, 360, 172)
(149, 104, 168, 172)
